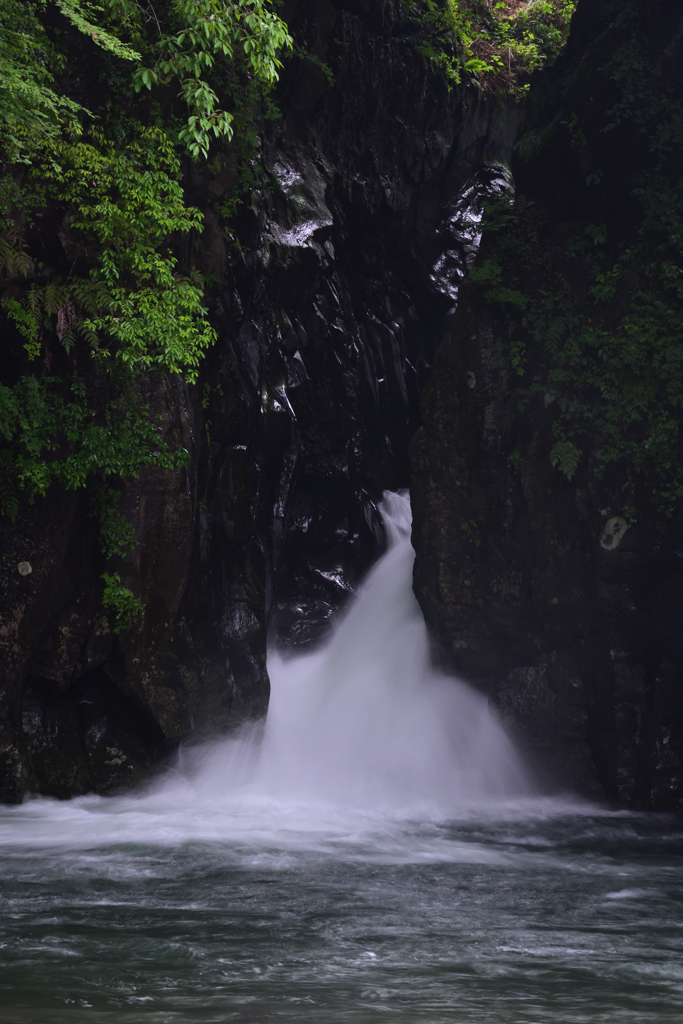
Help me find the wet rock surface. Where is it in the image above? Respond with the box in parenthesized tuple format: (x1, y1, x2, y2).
(411, 0, 683, 809)
(0, 0, 515, 800)
(412, 286, 683, 809)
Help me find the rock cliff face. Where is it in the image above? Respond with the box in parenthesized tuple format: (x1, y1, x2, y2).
(10, 0, 675, 812)
(411, 0, 683, 809)
(0, 0, 518, 800)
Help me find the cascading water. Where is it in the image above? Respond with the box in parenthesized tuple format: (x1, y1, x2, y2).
(1, 494, 682, 1023)
(0, 492, 530, 852)
(187, 489, 530, 815)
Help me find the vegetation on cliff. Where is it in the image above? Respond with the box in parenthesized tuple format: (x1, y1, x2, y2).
(408, 0, 576, 94)
(0, 0, 291, 627)
(0, 0, 577, 633)
(468, 0, 683, 518)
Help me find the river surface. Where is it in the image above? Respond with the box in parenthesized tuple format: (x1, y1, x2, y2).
(1, 494, 681, 1023)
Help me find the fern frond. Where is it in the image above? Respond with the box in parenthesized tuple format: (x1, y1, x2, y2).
(70, 278, 111, 314)
(0, 237, 33, 278)
(544, 316, 573, 357)
(0, 451, 19, 522)
(76, 319, 101, 349)
(550, 439, 581, 480)
(61, 326, 77, 353)
(42, 282, 63, 315)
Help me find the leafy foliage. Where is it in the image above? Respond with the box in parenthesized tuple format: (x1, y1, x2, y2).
(92, 485, 137, 559)
(406, 0, 576, 94)
(0, 375, 182, 497)
(32, 127, 216, 380)
(101, 571, 144, 632)
(468, 2, 683, 513)
(0, 0, 83, 163)
(124, 0, 292, 158)
(0, 0, 291, 628)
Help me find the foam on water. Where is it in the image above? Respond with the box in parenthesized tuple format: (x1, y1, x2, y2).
(0, 491, 582, 858)
(214, 488, 530, 811)
(3, 496, 682, 1024)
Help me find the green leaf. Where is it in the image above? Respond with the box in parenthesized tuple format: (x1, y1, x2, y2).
(549, 439, 582, 480)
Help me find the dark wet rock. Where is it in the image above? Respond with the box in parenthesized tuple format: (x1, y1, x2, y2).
(410, 288, 615, 801)
(0, 375, 195, 801)
(411, 0, 683, 809)
(0, 0, 520, 799)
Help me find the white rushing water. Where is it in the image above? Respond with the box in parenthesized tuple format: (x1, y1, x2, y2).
(5, 494, 681, 1024)
(213, 489, 531, 811)
(0, 491, 538, 854)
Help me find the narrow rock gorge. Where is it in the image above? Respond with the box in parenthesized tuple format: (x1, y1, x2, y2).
(0, 0, 519, 800)
(1, 0, 681, 811)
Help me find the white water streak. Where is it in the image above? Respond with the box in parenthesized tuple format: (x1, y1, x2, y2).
(218, 489, 531, 811)
(0, 491, 559, 857)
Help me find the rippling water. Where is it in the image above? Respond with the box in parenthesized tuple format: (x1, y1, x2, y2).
(1, 802, 682, 1023)
(1, 494, 681, 1022)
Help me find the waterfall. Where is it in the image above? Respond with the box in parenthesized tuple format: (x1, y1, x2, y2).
(0, 492, 532, 852)
(181, 490, 530, 815)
